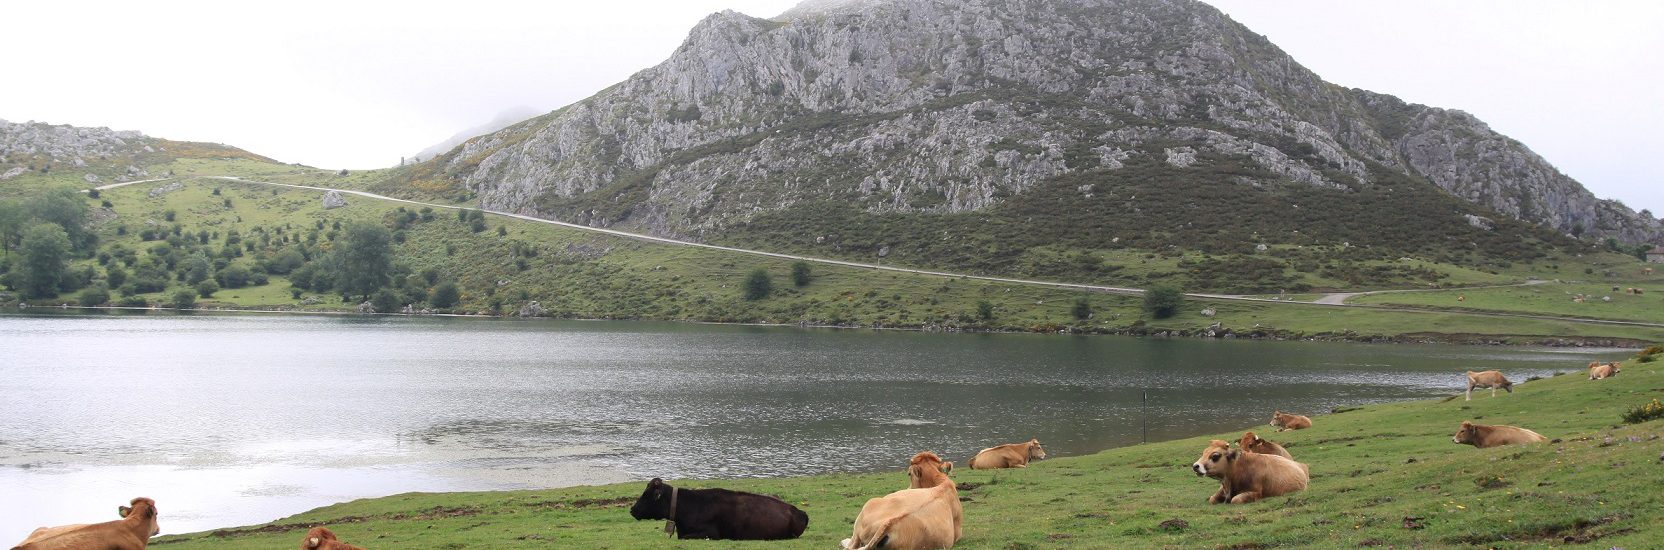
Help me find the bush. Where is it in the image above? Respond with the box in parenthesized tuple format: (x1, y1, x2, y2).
(117, 295, 148, 307)
(290, 287, 304, 299)
(78, 285, 110, 306)
(196, 279, 219, 298)
(976, 300, 994, 320)
(1073, 296, 1092, 320)
(371, 289, 402, 313)
(88, 189, 100, 198)
(218, 265, 251, 288)
(791, 262, 812, 287)
(743, 268, 773, 300)
(1143, 285, 1185, 319)
(1622, 399, 1664, 424)
(429, 281, 461, 309)
(163, 210, 176, 222)
(170, 289, 197, 309)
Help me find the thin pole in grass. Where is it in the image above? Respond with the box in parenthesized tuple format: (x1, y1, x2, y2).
(1142, 390, 1149, 444)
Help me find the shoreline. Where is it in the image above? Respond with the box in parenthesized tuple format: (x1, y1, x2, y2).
(4, 303, 1651, 348)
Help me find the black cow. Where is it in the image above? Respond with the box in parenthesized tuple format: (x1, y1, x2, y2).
(628, 478, 809, 540)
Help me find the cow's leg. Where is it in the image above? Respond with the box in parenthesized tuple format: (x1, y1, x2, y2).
(1466, 385, 1473, 401)
(1229, 491, 1262, 504)
(1491, 387, 1497, 398)
(1014, 463, 1027, 468)
(1208, 484, 1230, 504)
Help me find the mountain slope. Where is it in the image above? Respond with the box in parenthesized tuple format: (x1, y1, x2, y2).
(0, 119, 277, 195)
(383, 0, 1659, 284)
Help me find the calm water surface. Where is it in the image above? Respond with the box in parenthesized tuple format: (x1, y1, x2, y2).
(0, 311, 1626, 535)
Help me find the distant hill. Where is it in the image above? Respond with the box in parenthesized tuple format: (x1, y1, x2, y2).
(409, 107, 543, 165)
(381, 0, 1660, 292)
(0, 119, 276, 194)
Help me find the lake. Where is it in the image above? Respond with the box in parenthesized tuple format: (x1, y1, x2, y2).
(0, 311, 1628, 536)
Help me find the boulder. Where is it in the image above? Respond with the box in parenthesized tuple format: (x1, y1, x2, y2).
(147, 181, 183, 198)
(357, 301, 375, 314)
(517, 301, 547, 317)
(322, 190, 348, 209)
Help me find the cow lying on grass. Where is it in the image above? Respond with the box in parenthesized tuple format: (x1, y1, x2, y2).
(11, 497, 160, 550)
(1270, 410, 1311, 431)
(842, 451, 961, 549)
(628, 478, 808, 540)
(968, 438, 1046, 469)
(1239, 431, 1293, 459)
(1465, 370, 1514, 400)
(300, 527, 366, 550)
(1192, 440, 1309, 505)
(1588, 361, 1621, 380)
(1452, 421, 1547, 448)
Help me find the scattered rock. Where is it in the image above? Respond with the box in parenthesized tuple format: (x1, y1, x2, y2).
(1200, 307, 1217, 317)
(877, 245, 891, 258)
(299, 296, 320, 306)
(83, 173, 100, 183)
(517, 301, 547, 318)
(357, 301, 375, 314)
(1463, 214, 1494, 231)
(322, 190, 348, 209)
(0, 166, 26, 180)
(147, 181, 183, 197)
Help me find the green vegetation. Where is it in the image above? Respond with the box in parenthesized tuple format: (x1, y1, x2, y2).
(1350, 278, 1664, 324)
(743, 268, 773, 300)
(791, 261, 812, 287)
(1143, 285, 1183, 319)
(155, 352, 1664, 549)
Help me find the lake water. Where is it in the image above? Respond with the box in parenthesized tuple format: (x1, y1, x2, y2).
(0, 311, 1627, 536)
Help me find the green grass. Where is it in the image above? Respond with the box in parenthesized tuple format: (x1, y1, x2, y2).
(1352, 279, 1664, 324)
(151, 352, 1664, 548)
(23, 178, 1663, 346)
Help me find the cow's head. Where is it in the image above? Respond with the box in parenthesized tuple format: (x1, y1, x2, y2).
(629, 478, 672, 521)
(1452, 421, 1479, 446)
(303, 526, 339, 549)
(1270, 411, 1288, 427)
(1192, 440, 1233, 478)
(118, 497, 160, 537)
(1239, 431, 1264, 451)
(908, 452, 952, 488)
(1027, 439, 1047, 461)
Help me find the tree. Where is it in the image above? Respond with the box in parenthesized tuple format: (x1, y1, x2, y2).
(429, 281, 461, 308)
(1072, 295, 1093, 320)
(26, 189, 92, 249)
(976, 300, 994, 321)
(743, 268, 773, 300)
(496, 225, 508, 236)
(791, 262, 812, 287)
(332, 222, 394, 299)
(183, 253, 213, 284)
(19, 223, 72, 298)
(170, 288, 197, 309)
(105, 264, 128, 288)
(371, 288, 401, 313)
(196, 279, 219, 298)
(218, 265, 251, 288)
(1143, 285, 1185, 319)
(0, 200, 24, 257)
(79, 285, 110, 306)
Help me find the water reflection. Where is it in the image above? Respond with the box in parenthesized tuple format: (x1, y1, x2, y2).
(0, 311, 1627, 535)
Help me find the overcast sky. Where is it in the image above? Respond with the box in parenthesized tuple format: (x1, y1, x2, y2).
(2, 0, 1658, 213)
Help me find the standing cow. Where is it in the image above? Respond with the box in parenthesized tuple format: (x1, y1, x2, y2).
(628, 479, 808, 540)
(1465, 370, 1513, 401)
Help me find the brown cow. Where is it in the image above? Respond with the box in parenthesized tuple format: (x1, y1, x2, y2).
(11, 497, 160, 550)
(1588, 362, 1621, 380)
(841, 452, 961, 550)
(300, 527, 365, 550)
(1270, 410, 1311, 431)
(968, 439, 1046, 469)
(1239, 431, 1293, 459)
(1192, 441, 1308, 504)
(1452, 421, 1547, 448)
(1465, 370, 1513, 401)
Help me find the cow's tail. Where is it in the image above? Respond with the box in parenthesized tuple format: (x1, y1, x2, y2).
(967, 454, 977, 469)
(853, 517, 901, 550)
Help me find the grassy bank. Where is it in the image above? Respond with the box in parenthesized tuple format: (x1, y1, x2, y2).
(20, 177, 1664, 346)
(151, 351, 1664, 549)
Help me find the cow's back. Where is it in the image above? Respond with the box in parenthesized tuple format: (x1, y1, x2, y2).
(1476, 425, 1547, 448)
(13, 525, 146, 550)
(970, 445, 1023, 469)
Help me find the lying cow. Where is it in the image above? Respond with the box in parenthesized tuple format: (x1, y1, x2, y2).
(11, 497, 160, 550)
(1465, 370, 1513, 401)
(1588, 361, 1621, 380)
(842, 452, 961, 550)
(1270, 410, 1311, 431)
(968, 438, 1046, 469)
(1452, 421, 1547, 448)
(1192, 440, 1308, 505)
(628, 478, 808, 540)
(1239, 431, 1293, 459)
(300, 527, 366, 550)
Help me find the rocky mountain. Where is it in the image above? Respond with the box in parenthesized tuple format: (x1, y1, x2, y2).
(409, 106, 543, 165)
(0, 119, 272, 187)
(395, 0, 1660, 257)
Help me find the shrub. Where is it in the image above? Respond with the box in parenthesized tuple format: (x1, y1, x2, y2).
(196, 279, 219, 298)
(371, 289, 401, 313)
(791, 262, 812, 287)
(163, 210, 176, 222)
(1143, 285, 1185, 319)
(218, 265, 251, 288)
(78, 285, 110, 306)
(170, 289, 197, 309)
(117, 295, 148, 308)
(976, 300, 994, 320)
(429, 281, 461, 309)
(88, 189, 100, 198)
(743, 268, 773, 300)
(1622, 399, 1664, 424)
(1073, 296, 1092, 320)
(290, 288, 304, 299)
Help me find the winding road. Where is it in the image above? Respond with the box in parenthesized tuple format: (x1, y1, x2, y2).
(88, 176, 1664, 330)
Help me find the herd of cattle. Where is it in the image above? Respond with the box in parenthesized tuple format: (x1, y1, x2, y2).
(8, 363, 1625, 549)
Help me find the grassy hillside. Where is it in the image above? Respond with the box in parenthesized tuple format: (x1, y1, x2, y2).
(150, 349, 1664, 548)
(15, 177, 1663, 345)
(1351, 279, 1664, 325)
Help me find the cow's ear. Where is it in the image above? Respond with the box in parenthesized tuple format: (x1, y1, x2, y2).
(118, 506, 132, 518)
(649, 478, 663, 487)
(1460, 421, 1472, 428)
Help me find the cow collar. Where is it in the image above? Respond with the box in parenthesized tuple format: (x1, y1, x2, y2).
(663, 486, 679, 538)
